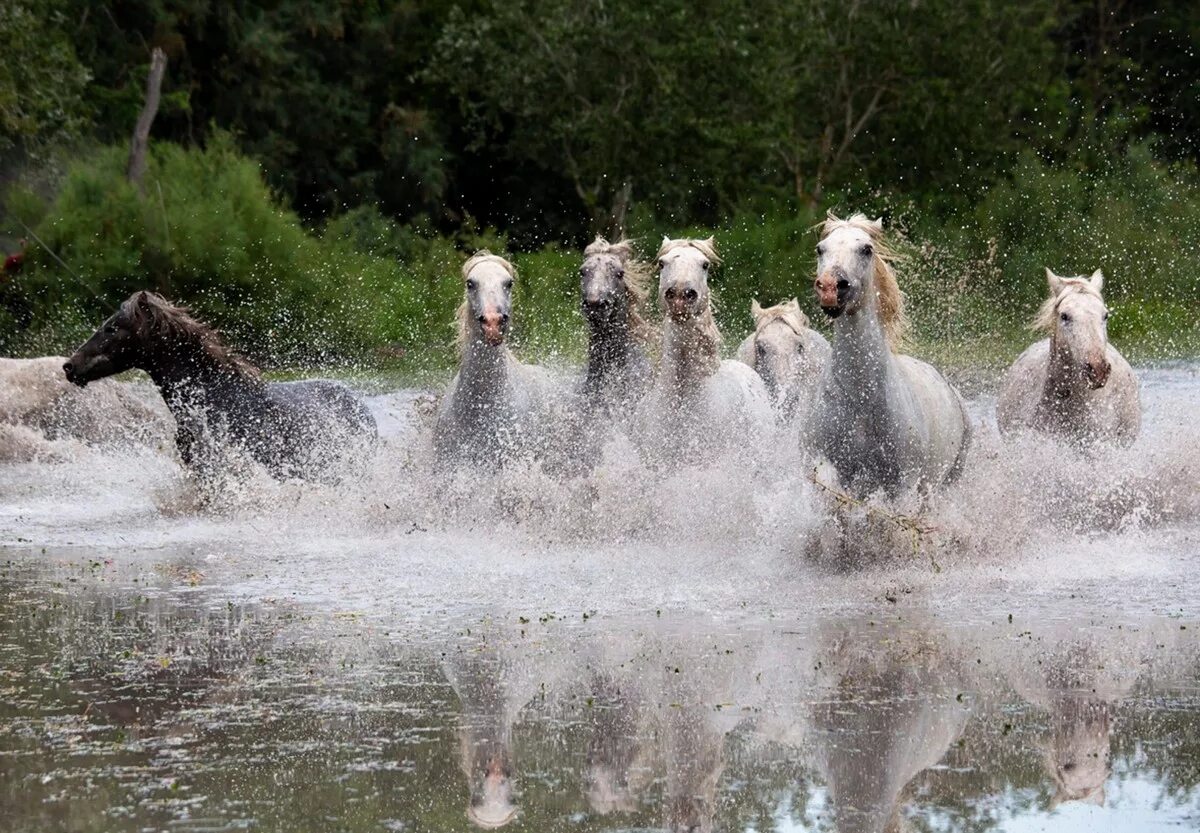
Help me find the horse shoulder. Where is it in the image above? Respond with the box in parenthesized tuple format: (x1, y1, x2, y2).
(997, 340, 1051, 432)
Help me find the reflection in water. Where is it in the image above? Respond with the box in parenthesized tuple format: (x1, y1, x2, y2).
(807, 623, 970, 833)
(2, 559, 1200, 832)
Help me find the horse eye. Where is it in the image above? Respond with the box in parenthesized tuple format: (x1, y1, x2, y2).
(504, 280, 513, 290)
(1060, 312, 1072, 323)
(615, 268, 625, 280)
(816, 245, 825, 256)
(1103, 311, 1110, 321)
(701, 261, 709, 271)
(860, 245, 873, 257)
(466, 279, 476, 291)
(658, 259, 666, 270)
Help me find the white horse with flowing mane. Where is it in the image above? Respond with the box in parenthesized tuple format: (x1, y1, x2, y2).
(997, 268, 1140, 446)
(736, 298, 829, 420)
(808, 213, 971, 495)
(434, 252, 559, 464)
(637, 236, 772, 461)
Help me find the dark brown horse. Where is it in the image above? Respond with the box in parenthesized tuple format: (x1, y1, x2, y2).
(63, 291, 376, 482)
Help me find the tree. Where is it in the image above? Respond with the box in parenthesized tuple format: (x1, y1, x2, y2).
(0, 1, 90, 153)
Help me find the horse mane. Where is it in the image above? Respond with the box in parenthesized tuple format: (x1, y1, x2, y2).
(819, 212, 909, 349)
(752, 297, 810, 335)
(584, 236, 655, 342)
(454, 250, 517, 354)
(655, 236, 722, 265)
(124, 291, 260, 379)
(1032, 276, 1105, 333)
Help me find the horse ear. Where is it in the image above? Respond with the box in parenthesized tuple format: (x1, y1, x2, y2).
(750, 299, 764, 321)
(1045, 268, 1065, 296)
(869, 217, 883, 231)
(1090, 269, 1104, 291)
(136, 291, 152, 311)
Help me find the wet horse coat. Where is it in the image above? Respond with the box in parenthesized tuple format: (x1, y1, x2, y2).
(997, 269, 1140, 446)
(63, 291, 375, 482)
(808, 214, 970, 495)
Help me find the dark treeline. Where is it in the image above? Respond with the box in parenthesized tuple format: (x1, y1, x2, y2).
(2, 1, 1199, 365)
(5, 0, 1197, 244)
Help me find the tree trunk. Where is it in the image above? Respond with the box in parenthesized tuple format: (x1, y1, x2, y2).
(127, 48, 168, 192)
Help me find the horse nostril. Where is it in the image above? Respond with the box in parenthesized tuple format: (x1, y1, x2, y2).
(836, 279, 849, 290)
(684, 288, 698, 301)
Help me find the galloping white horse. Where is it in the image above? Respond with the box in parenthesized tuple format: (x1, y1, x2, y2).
(997, 269, 1140, 446)
(638, 236, 772, 462)
(736, 298, 829, 420)
(808, 214, 971, 495)
(434, 252, 559, 465)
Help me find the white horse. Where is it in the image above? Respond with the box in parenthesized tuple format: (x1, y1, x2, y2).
(638, 236, 773, 462)
(808, 213, 971, 496)
(434, 252, 559, 465)
(736, 298, 829, 420)
(997, 269, 1140, 446)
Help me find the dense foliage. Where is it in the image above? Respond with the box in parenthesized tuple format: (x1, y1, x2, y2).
(0, 1, 1197, 365)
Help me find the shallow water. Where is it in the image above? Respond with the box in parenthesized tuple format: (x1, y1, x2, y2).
(2, 365, 1200, 832)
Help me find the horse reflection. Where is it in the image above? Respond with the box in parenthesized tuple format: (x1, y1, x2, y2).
(444, 652, 522, 829)
(808, 626, 970, 833)
(581, 676, 649, 815)
(1007, 642, 1133, 810)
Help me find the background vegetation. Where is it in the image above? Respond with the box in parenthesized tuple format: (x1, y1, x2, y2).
(1, 0, 1198, 371)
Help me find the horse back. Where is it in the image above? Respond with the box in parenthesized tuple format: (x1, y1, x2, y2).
(265, 379, 377, 437)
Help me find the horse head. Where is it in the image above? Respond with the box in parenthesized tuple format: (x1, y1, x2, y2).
(581, 237, 642, 329)
(461, 252, 516, 348)
(749, 298, 812, 404)
(63, 291, 156, 387)
(1042, 268, 1111, 389)
(657, 237, 718, 324)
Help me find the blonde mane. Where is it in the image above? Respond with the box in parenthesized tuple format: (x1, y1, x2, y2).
(752, 297, 811, 336)
(1032, 276, 1105, 333)
(657, 236, 722, 377)
(454, 250, 517, 354)
(819, 213, 909, 349)
(655, 236, 722, 265)
(584, 236, 656, 342)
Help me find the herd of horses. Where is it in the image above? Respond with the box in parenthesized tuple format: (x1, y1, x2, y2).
(54, 212, 1141, 499)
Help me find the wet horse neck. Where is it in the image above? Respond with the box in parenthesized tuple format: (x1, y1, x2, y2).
(1040, 330, 1093, 409)
(827, 304, 900, 409)
(458, 336, 512, 406)
(585, 314, 639, 390)
(662, 317, 719, 399)
(143, 340, 262, 419)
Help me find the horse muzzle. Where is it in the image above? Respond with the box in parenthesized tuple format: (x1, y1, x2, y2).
(478, 313, 508, 346)
(815, 271, 847, 315)
(62, 357, 91, 387)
